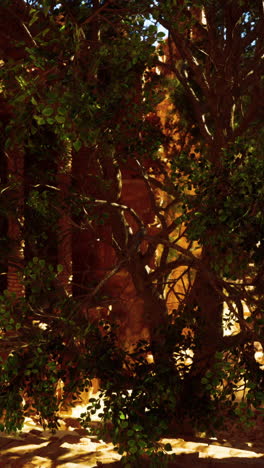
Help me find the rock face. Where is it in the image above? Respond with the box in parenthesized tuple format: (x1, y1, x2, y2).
(71, 149, 155, 349)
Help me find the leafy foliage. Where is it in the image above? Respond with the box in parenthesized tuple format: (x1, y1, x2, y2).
(0, 0, 264, 465)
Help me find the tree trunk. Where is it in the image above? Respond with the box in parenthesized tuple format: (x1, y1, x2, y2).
(189, 263, 223, 378)
(128, 257, 172, 365)
(57, 141, 72, 296)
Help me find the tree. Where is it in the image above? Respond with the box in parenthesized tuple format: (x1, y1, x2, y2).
(0, 0, 264, 464)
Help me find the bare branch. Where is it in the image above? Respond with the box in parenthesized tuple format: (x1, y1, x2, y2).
(88, 259, 126, 299)
(84, 197, 144, 231)
(6, 6, 37, 47)
(81, 0, 115, 26)
(149, 258, 193, 282)
(158, 58, 213, 144)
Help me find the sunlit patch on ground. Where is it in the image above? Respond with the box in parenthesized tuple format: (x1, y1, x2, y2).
(1, 396, 264, 468)
(161, 437, 264, 461)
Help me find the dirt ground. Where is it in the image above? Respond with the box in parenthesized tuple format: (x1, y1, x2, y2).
(1, 411, 264, 468)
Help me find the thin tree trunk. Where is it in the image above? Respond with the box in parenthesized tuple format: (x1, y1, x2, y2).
(57, 141, 72, 295)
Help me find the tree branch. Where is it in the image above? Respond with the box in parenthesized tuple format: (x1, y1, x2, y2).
(148, 257, 194, 282)
(81, 0, 115, 26)
(85, 197, 144, 231)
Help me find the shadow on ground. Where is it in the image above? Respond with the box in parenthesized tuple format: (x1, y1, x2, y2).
(1, 417, 264, 467)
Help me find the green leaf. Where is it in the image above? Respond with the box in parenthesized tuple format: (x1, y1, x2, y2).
(41, 28, 50, 38)
(43, 0, 50, 16)
(164, 443, 172, 451)
(148, 24, 157, 34)
(57, 107, 66, 115)
(42, 107, 53, 117)
(73, 140, 82, 152)
(128, 439, 136, 446)
(120, 420, 128, 428)
(133, 424, 143, 431)
(29, 12, 39, 27)
(129, 445, 138, 454)
(31, 97, 38, 106)
(55, 115, 65, 123)
(33, 115, 45, 125)
(57, 264, 63, 273)
(138, 440, 147, 448)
